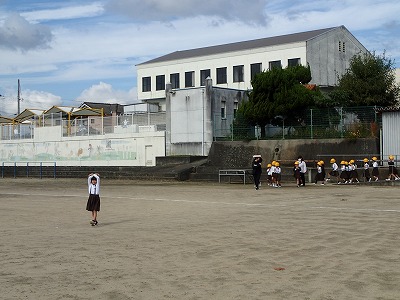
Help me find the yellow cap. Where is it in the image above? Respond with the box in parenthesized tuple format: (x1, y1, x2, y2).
(294, 161, 299, 165)
(330, 158, 336, 163)
(271, 161, 276, 166)
(389, 155, 394, 160)
(267, 163, 272, 168)
(363, 158, 369, 163)
(275, 162, 280, 167)
(319, 160, 324, 165)
(372, 157, 377, 161)
(349, 159, 355, 164)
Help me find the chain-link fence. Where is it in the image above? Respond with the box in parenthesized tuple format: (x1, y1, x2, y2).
(214, 106, 381, 141)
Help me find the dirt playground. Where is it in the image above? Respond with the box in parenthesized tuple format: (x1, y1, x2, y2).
(1, 178, 399, 300)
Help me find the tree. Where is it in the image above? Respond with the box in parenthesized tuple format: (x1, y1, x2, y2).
(236, 65, 325, 137)
(330, 51, 400, 107)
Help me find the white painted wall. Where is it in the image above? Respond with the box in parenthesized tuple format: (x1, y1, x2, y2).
(0, 125, 165, 166)
(137, 42, 307, 102)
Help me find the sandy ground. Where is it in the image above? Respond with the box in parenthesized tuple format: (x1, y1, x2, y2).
(1, 178, 400, 300)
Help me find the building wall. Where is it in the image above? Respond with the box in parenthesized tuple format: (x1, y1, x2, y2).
(382, 111, 400, 160)
(137, 42, 307, 103)
(0, 125, 165, 167)
(165, 78, 247, 156)
(307, 26, 368, 87)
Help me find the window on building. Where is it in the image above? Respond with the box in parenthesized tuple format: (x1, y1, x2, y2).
(250, 63, 262, 80)
(269, 60, 282, 69)
(142, 76, 151, 92)
(216, 67, 227, 84)
(185, 71, 195, 87)
(200, 69, 211, 86)
(288, 58, 301, 67)
(233, 101, 238, 118)
(221, 101, 226, 119)
(156, 75, 165, 91)
(170, 73, 180, 89)
(233, 65, 244, 82)
(339, 41, 346, 53)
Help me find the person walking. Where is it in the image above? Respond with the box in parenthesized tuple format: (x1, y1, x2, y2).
(252, 155, 263, 190)
(86, 173, 101, 226)
(298, 156, 307, 186)
(371, 157, 379, 181)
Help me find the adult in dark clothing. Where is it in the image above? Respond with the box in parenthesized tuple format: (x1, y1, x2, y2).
(252, 155, 263, 190)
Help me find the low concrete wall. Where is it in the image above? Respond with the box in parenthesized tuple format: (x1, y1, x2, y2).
(208, 138, 379, 168)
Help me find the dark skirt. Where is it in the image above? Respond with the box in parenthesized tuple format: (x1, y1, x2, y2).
(389, 165, 398, 175)
(329, 170, 339, 177)
(372, 167, 379, 177)
(340, 171, 349, 179)
(86, 194, 100, 211)
(315, 172, 324, 181)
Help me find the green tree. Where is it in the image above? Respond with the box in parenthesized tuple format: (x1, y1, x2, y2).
(237, 65, 324, 137)
(331, 51, 400, 107)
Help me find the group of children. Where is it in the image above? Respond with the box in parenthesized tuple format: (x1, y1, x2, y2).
(309, 156, 400, 185)
(323, 156, 400, 184)
(254, 155, 400, 189)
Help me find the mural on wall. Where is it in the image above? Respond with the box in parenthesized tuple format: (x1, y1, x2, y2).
(0, 138, 137, 162)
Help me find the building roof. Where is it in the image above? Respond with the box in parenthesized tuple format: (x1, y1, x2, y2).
(80, 102, 124, 115)
(138, 26, 338, 66)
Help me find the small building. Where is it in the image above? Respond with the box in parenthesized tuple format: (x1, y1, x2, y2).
(166, 78, 247, 156)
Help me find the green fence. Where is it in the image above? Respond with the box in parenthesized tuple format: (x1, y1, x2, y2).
(214, 106, 381, 141)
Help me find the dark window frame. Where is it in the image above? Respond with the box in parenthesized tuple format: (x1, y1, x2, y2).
(269, 60, 282, 70)
(142, 76, 151, 92)
(200, 69, 211, 86)
(216, 67, 227, 84)
(233, 65, 244, 82)
(156, 75, 165, 91)
(185, 71, 195, 88)
(170, 73, 180, 89)
(288, 58, 301, 67)
(250, 63, 262, 80)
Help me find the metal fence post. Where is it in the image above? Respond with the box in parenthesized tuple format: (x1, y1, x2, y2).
(54, 162, 56, 179)
(310, 109, 313, 139)
(340, 107, 344, 138)
(40, 162, 42, 179)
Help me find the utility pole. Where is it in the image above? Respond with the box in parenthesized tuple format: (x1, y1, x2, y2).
(17, 79, 21, 115)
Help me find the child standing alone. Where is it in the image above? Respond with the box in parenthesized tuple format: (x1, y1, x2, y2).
(86, 173, 100, 226)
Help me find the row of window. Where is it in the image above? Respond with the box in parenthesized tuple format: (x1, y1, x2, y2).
(141, 58, 301, 92)
(339, 41, 346, 53)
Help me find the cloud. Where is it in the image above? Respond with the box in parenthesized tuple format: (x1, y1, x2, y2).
(0, 90, 62, 116)
(21, 3, 105, 23)
(106, 0, 267, 25)
(0, 13, 53, 51)
(76, 82, 138, 104)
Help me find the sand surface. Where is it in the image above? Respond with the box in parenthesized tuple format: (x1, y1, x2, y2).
(1, 178, 400, 300)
